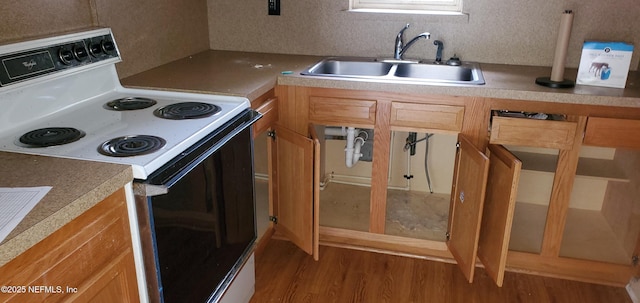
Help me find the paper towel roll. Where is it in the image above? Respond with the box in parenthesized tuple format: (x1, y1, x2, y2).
(550, 10, 574, 82)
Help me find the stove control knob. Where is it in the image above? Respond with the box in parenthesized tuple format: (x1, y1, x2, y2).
(89, 43, 103, 57)
(58, 48, 75, 65)
(101, 40, 116, 54)
(73, 45, 89, 61)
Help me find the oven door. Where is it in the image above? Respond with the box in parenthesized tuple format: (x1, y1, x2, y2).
(139, 109, 261, 303)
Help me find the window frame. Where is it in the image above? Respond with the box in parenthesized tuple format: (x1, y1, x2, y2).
(350, 0, 463, 13)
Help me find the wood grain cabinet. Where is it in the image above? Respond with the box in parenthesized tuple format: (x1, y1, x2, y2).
(270, 86, 497, 282)
(0, 188, 140, 303)
(252, 96, 278, 138)
(485, 112, 640, 287)
(270, 85, 640, 287)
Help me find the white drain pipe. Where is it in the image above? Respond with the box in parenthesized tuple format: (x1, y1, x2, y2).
(345, 127, 367, 168)
(324, 126, 368, 168)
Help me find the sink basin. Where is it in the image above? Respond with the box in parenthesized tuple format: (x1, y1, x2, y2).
(301, 58, 393, 77)
(393, 62, 483, 84)
(300, 57, 485, 85)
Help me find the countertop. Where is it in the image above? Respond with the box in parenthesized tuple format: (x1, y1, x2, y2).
(122, 50, 640, 108)
(4, 49, 639, 267)
(0, 152, 132, 266)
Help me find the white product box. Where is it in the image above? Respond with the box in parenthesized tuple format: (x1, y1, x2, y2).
(576, 41, 633, 88)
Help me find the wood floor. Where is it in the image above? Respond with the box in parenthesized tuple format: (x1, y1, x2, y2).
(250, 239, 632, 303)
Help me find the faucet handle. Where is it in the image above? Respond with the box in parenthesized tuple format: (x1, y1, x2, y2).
(397, 24, 410, 39)
(399, 24, 411, 35)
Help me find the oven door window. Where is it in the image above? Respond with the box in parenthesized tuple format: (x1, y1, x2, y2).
(150, 127, 256, 303)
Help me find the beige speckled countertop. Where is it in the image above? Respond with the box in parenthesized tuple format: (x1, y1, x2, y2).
(0, 152, 132, 266)
(122, 50, 640, 108)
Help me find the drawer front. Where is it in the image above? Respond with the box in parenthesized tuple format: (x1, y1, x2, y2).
(252, 97, 278, 136)
(584, 117, 640, 150)
(490, 116, 577, 150)
(308, 96, 376, 126)
(390, 102, 464, 133)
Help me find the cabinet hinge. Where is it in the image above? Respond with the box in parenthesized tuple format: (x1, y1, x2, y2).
(455, 142, 461, 149)
(633, 255, 639, 266)
(269, 215, 278, 224)
(267, 130, 276, 140)
(445, 231, 450, 241)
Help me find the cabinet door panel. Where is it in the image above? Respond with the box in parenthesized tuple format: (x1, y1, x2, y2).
(308, 96, 376, 126)
(253, 97, 278, 137)
(273, 124, 319, 259)
(584, 117, 640, 150)
(390, 102, 464, 133)
(447, 134, 489, 283)
(309, 124, 321, 260)
(477, 144, 522, 287)
(490, 116, 576, 150)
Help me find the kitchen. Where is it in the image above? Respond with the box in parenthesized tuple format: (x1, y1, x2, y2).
(1, 0, 640, 302)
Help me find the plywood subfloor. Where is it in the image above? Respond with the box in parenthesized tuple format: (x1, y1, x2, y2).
(319, 182, 449, 241)
(250, 239, 632, 303)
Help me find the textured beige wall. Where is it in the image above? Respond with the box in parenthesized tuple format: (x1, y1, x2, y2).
(0, 0, 96, 42)
(208, 0, 639, 70)
(0, 0, 209, 78)
(93, 0, 209, 77)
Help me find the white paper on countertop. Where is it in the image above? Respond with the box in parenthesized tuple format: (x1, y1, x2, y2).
(0, 186, 52, 243)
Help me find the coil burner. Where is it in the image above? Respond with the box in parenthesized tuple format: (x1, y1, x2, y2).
(98, 135, 166, 157)
(154, 102, 221, 120)
(105, 97, 158, 111)
(19, 127, 85, 147)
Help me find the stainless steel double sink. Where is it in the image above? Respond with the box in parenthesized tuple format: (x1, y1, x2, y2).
(300, 57, 485, 85)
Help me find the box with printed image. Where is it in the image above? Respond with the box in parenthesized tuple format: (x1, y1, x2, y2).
(576, 41, 633, 88)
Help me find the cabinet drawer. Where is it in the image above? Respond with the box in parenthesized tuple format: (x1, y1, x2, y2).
(390, 102, 464, 133)
(308, 96, 376, 126)
(584, 117, 640, 149)
(253, 97, 278, 136)
(490, 116, 577, 150)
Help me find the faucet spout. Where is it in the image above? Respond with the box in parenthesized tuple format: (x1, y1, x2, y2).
(399, 32, 430, 58)
(393, 23, 430, 60)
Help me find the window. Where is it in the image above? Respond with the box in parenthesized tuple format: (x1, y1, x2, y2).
(350, 0, 462, 14)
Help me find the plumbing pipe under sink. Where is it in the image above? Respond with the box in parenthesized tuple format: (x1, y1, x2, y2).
(325, 126, 368, 168)
(346, 127, 368, 168)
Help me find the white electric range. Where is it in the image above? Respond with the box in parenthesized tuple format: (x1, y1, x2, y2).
(0, 28, 259, 303)
(0, 28, 250, 180)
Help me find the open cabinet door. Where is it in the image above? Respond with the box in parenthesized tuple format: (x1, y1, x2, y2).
(271, 124, 320, 260)
(477, 144, 522, 287)
(447, 134, 490, 283)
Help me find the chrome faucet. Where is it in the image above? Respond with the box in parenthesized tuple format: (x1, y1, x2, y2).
(393, 24, 430, 60)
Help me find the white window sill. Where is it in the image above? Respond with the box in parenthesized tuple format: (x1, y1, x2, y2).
(344, 9, 469, 23)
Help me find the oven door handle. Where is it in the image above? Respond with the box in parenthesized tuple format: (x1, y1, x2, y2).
(142, 109, 262, 194)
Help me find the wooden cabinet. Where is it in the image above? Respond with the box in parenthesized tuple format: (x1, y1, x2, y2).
(251, 89, 280, 138)
(272, 84, 640, 287)
(583, 116, 640, 149)
(0, 188, 139, 303)
(489, 116, 577, 150)
(271, 86, 494, 282)
(308, 95, 376, 126)
(486, 112, 640, 286)
(390, 102, 464, 133)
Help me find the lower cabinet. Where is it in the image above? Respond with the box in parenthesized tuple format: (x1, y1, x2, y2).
(0, 188, 140, 303)
(271, 85, 640, 287)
